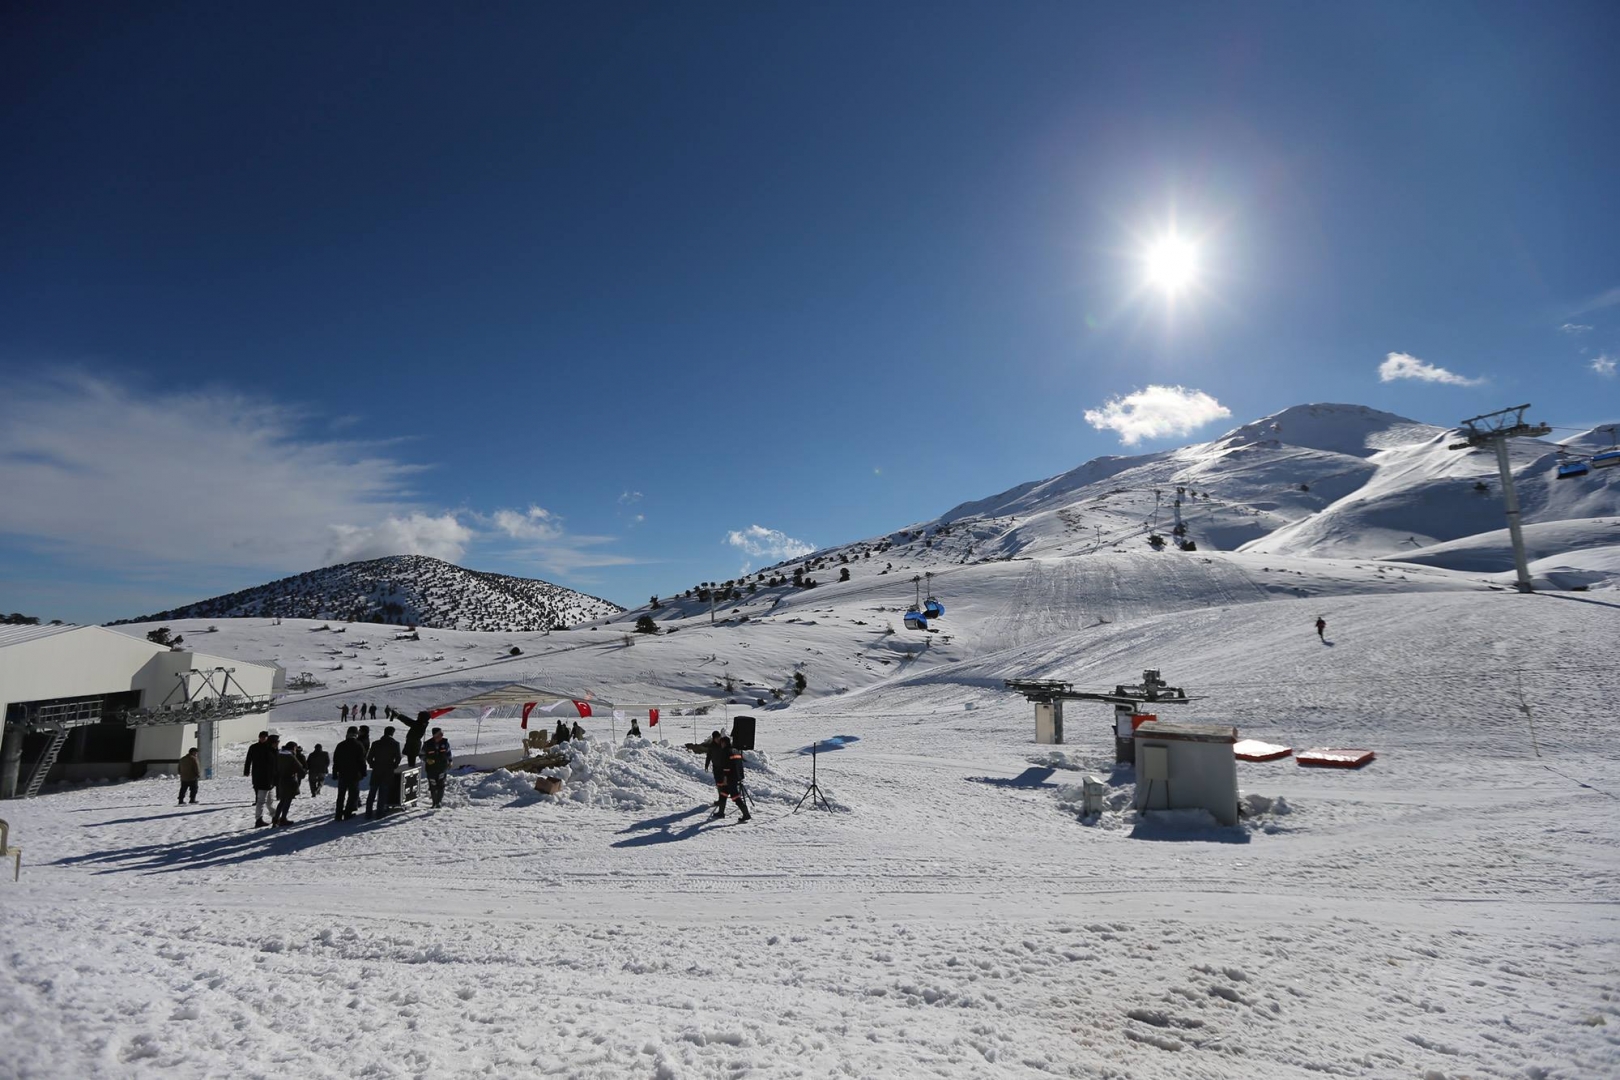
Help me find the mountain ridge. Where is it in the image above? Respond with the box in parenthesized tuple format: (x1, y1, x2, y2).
(113, 555, 624, 632)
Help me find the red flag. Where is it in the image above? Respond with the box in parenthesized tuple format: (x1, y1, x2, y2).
(572, 700, 592, 718)
(648, 708, 659, 727)
(521, 702, 538, 729)
(429, 707, 454, 719)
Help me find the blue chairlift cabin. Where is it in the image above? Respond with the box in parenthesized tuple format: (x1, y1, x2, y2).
(1557, 460, 1589, 479)
(903, 610, 929, 631)
(1591, 450, 1620, 469)
(923, 599, 945, 620)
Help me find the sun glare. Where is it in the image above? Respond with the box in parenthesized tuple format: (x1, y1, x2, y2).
(1143, 233, 1198, 295)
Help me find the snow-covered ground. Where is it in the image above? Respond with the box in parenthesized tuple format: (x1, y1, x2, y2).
(6, 403, 1619, 1077)
(6, 575, 1619, 1078)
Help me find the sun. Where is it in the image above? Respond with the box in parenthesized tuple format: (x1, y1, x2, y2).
(1143, 233, 1198, 295)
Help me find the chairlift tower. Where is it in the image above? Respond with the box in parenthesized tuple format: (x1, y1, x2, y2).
(1447, 404, 1551, 593)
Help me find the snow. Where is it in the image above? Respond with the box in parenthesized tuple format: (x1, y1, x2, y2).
(6, 404, 1620, 1077)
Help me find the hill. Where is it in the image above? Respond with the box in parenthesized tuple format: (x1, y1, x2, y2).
(114, 554, 623, 632)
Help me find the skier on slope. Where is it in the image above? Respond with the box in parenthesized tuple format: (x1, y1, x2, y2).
(1315, 616, 1327, 641)
(713, 735, 752, 822)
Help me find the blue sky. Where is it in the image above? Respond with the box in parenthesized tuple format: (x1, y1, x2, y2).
(3, 1, 1618, 624)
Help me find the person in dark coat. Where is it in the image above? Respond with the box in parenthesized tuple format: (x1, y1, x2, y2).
(272, 742, 303, 826)
(331, 727, 365, 821)
(570, 720, 587, 741)
(357, 725, 372, 756)
(402, 711, 431, 767)
(177, 747, 200, 805)
(553, 719, 570, 744)
(702, 731, 726, 813)
(421, 727, 452, 808)
(365, 726, 402, 819)
(712, 735, 751, 821)
(1315, 616, 1327, 641)
(304, 744, 330, 797)
(244, 731, 277, 827)
(369, 703, 378, 721)
(341, 704, 350, 723)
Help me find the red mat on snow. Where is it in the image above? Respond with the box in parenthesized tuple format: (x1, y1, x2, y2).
(1296, 747, 1376, 769)
(1234, 739, 1293, 762)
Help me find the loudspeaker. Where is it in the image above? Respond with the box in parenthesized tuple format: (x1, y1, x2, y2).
(730, 715, 756, 751)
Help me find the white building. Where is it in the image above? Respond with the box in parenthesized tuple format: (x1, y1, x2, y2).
(0, 624, 282, 796)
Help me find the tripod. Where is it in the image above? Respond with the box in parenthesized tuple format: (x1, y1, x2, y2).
(794, 741, 832, 813)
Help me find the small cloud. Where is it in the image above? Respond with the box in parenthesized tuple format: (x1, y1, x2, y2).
(633, 513, 645, 524)
(1083, 385, 1232, 446)
(483, 505, 637, 575)
(1559, 323, 1594, 335)
(490, 505, 564, 542)
(1572, 285, 1620, 315)
(1592, 355, 1617, 378)
(1377, 352, 1485, 387)
(725, 524, 815, 563)
(618, 491, 643, 505)
(328, 513, 472, 564)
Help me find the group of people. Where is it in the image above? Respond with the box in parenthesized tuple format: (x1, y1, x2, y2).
(339, 702, 380, 722)
(703, 730, 751, 821)
(240, 731, 328, 827)
(228, 710, 455, 828)
(549, 718, 589, 744)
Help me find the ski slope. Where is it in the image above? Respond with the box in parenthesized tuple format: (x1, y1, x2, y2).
(5, 570, 1619, 1078)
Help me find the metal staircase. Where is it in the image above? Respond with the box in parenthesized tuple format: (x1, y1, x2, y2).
(22, 730, 68, 798)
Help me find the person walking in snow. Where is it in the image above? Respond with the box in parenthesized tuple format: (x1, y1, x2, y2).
(570, 720, 587, 741)
(365, 725, 402, 819)
(177, 747, 200, 805)
(332, 727, 365, 821)
(304, 743, 330, 798)
(341, 704, 350, 723)
(369, 703, 377, 721)
(703, 730, 726, 813)
(245, 731, 277, 827)
(553, 719, 571, 744)
(422, 728, 452, 808)
(713, 735, 751, 822)
(1315, 616, 1327, 641)
(271, 738, 303, 827)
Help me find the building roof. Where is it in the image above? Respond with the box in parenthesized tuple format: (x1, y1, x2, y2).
(0, 623, 85, 648)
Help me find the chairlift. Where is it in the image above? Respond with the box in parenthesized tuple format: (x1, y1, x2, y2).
(903, 610, 929, 631)
(1591, 450, 1620, 469)
(1557, 461, 1589, 479)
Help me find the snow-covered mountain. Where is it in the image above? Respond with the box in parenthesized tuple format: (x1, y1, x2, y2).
(114, 555, 623, 631)
(632, 404, 1620, 628)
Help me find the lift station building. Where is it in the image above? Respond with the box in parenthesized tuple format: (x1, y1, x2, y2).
(0, 624, 282, 797)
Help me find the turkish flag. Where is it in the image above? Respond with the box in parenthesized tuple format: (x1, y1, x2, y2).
(521, 702, 538, 729)
(572, 700, 592, 718)
(429, 707, 454, 719)
(648, 708, 659, 727)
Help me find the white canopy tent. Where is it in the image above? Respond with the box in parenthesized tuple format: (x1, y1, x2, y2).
(430, 683, 730, 750)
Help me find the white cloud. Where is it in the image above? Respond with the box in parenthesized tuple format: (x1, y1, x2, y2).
(328, 513, 472, 564)
(1082, 385, 1232, 446)
(482, 505, 637, 576)
(618, 490, 643, 505)
(1573, 285, 1620, 315)
(1377, 352, 1485, 387)
(725, 524, 815, 563)
(1559, 323, 1594, 335)
(1591, 355, 1617, 378)
(0, 373, 437, 571)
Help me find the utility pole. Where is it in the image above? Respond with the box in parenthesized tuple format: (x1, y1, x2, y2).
(1448, 404, 1551, 593)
